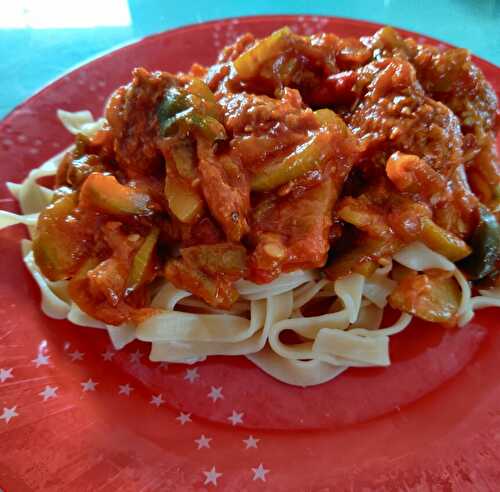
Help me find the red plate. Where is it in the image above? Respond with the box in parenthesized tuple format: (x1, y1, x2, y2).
(1, 15, 499, 491)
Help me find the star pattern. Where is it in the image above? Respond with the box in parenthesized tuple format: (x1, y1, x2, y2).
(184, 367, 199, 383)
(118, 384, 134, 396)
(207, 386, 224, 402)
(32, 352, 50, 368)
(129, 349, 143, 364)
(0, 368, 13, 383)
(68, 350, 84, 362)
(6, 329, 285, 485)
(150, 394, 165, 407)
(39, 385, 58, 401)
(0, 406, 18, 424)
(101, 349, 115, 361)
(252, 464, 270, 482)
(243, 436, 260, 449)
(81, 379, 98, 392)
(203, 466, 222, 486)
(227, 410, 244, 426)
(176, 412, 192, 425)
(195, 434, 212, 449)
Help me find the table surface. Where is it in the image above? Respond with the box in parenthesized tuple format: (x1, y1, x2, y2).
(0, 0, 499, 119)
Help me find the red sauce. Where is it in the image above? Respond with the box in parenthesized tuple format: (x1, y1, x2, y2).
(32, 26, 499, 325)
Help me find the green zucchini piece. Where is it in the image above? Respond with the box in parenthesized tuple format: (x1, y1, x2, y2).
(127, 227, 160, 291)
(458, 206, 500, 280)
(79, 173, 151, 216)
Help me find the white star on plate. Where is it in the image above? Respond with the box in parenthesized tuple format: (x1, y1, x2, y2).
(129, 349, 143, 364)
(195, 434, 212, 449)
(243, 435, 260, 449)
(176, 412, 192, 425)
(207, 386, 224, 402)
(81, 379, 98, 392)
(0, 406, 18, 424)
(227, 410, 244, 426)
(68, 350, 84, 362)
(184, 367, 199, 383)
(101, 349, 115, 361)
(150, 394, 165, 407)
(39, 385, 58, 401)
(118, 384, 134, 396)
(32, 352, 50, 368)
(252, 464, 270, 482)
(203, 466, 222, 486)
(0, 368, 13, 383)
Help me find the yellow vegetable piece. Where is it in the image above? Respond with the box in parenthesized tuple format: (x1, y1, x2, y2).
(186, 78, 221, 120)
(165, 176, 204, 224)
(171, 140, 197, 180)
(33, 193, 85, 281)
(338, 197, 393, 239)
(326, 251, 378, 281)
(80, 173, 151, 215)
(73, 256, 101, 281)
(373, 26, 406, 51)
(187, 78, 217, 103)
(165, 259, 239, 309)
(420, 217, 471, 262)
(234, 27, 293, 79)
(251, 131, 331, 192)
(66, 154, 104, 188)
(389, 272, 461, 323)
(314, 109, 337, 126)
(313, 109, 348, 133)
(188, 113, 226, 141)
(325, 238, 400, 280)
(181, 243, 247, 277)
(127, 227, 160, 291)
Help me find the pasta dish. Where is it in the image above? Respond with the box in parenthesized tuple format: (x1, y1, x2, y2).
(1, 26, 499, 386)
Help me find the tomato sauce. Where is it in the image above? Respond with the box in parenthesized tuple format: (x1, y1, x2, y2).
(32, 26, 499, 325)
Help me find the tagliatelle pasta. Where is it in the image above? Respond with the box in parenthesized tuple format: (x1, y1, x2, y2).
(1, 24, 499, 386)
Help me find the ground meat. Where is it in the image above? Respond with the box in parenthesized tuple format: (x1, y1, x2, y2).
(348, 58, 464, 177)
(220, 88, 318, 169)
(412, 46, 498, 139)
(105, 68, 176, 177)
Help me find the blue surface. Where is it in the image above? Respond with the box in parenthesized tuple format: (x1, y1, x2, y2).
(0, 0, 499, 118)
